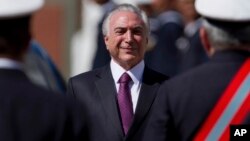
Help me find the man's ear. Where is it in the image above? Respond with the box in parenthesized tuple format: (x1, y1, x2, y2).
(199, 27, 214, 56)
(104, 35, 109, 50)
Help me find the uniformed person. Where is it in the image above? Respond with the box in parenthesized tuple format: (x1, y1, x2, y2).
(0, 0, 85, 140)
(142, 0, 250, 140)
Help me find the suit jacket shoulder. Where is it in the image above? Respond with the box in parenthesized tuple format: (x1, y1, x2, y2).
(0, 69, 85, 141)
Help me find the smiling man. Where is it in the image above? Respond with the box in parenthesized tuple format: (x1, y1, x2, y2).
(67, 3, 167, 141)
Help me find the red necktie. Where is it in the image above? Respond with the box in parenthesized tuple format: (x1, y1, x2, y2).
(117, 72, 134, 135)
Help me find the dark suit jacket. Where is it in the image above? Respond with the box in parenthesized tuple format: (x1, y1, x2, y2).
(143, 50, 250, 141)
(67, 65, 167, 141)
(0, 69, 85, 141)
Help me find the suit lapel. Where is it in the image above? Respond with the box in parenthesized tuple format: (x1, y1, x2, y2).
(127, 67, 161, 137)
(95, 66, 124, 137)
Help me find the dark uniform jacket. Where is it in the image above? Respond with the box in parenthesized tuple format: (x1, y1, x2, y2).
(143, 50, 250, 141)
(0, 69, 85, 141)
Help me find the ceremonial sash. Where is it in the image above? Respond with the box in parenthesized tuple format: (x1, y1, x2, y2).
(194, 58, 250, 141)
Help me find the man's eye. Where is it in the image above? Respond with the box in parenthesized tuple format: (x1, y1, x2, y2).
(115, 29, 125, 34)
(133, 29, 143, 35)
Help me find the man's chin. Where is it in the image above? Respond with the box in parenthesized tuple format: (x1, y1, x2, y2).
(120, 55, 136, 61)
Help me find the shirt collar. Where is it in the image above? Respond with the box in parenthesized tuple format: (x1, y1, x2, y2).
(110, 59, 145, 84)
(0, 58, 23, 70)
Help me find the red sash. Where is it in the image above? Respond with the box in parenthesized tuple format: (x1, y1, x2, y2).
(194, 58, 250, 141)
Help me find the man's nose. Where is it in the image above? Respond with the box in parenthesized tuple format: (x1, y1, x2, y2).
(125, 31, 133, 43)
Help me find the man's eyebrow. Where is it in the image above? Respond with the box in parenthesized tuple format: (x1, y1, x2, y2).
(133, 25, 144, 29)
(114, 27, 125, 30)
(134, 26, 143, 29)
(113, 25, 144, 31)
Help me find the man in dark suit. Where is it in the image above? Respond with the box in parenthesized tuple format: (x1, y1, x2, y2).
(67, 3, 167, 141)
(143, 0, 250, 140)
(0, 0, 85, 140)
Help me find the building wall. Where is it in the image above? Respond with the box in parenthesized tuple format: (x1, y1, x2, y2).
(32, 0, 79, 80)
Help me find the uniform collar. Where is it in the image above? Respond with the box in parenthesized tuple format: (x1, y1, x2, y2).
(0, 58, 23, 70)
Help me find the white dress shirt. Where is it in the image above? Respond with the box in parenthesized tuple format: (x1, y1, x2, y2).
(110, 59, 145, 113)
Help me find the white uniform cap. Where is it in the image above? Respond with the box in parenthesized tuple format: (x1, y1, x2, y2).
(0, 0, 44, 19)
(195, 0, 250, 22)
(135, 0, 152, 5)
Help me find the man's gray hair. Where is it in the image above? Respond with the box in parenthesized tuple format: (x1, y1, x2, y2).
(102, 3, 150, 36)
(203, 19, 250, 51)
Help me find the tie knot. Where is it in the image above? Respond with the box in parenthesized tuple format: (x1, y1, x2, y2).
(118, 73, 132, 83)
